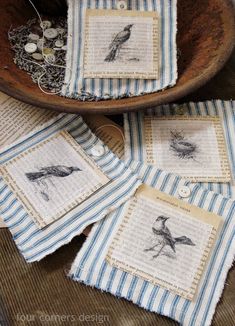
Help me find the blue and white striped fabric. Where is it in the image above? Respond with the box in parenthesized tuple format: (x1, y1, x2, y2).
(0, 114, 141, 262)
(124, 100, 235, 198)
(62, 0, 177, 100)
(70, 160, 235, 326)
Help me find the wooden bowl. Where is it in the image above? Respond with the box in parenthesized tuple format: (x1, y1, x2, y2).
(0, 0, 234, 114)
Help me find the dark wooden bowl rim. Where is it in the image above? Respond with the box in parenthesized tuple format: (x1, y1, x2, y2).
(0, 0, 234, 114)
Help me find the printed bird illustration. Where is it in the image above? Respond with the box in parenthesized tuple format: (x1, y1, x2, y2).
(25, 165, 82, 202)
(170, 131, 197, 159)
(144, 216, 195, 259)
(104, 24, 133, 62)
(26, 165, 81, 182)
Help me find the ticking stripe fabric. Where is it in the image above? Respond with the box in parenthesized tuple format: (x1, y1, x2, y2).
(62, 0, 177, 101)
(70, 161, 235, 326)
(0, 114, 141, 262)
(124, 100, 235, 198)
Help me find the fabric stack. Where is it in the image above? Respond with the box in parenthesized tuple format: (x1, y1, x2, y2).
(1, 0, 235, 325)
(0, 98, 234, 325)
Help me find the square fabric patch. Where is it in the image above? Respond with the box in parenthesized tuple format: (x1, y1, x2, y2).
(124, 100, 235, 198)
(143, 116, 230, 182)
(84, 9, 159, 79)
(0, 131, 109, 229)
(70, 161, 235, 326)
(106, 184, 221, 301)
(62, 0, 177, 100)
(0, 114, 141, 262)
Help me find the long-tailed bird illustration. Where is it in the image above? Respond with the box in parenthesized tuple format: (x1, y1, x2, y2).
(25, 165, 82, 202)
(144, 216, 195, 259)
(26, 165, 81, 182)
(104, 24, 133, 62)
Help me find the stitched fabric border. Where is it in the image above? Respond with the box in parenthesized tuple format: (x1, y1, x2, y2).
(124, 100, 235, 198)
(70, 161, 235, 326)
(0, 114, 141, 262)
(62, 0, 177, 100)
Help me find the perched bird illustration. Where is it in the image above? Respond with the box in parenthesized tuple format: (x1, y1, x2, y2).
(170, 131, 197, 159)
(104, 24, 133, 62)
(25, 165, 82, 202)
(26, 165, 81, 182)
(144, 216, 195, 259)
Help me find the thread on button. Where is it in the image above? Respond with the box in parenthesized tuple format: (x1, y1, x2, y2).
(25, 0, 70, 95)
(117, 0, 128, 10)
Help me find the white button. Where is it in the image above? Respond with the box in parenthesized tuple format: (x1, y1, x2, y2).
(24, 43, 37, 54)
(44, 28, 58, 39)
(178, 186, 191, 198)
(32, 52, 43, 61)
(28, 33, 40, 42)
(90, 145, 105, 157)
(117, 0, 127, 10)
(40, 20, 52, 29)
(55, 39, 64, 48)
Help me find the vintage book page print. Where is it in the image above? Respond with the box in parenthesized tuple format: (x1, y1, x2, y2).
(84, 9, 159, 79)
(144, 116, 231, 182)
(0, 131, 110, 229)
(106, 184, 222, 300)
(0, 91, 58, 147)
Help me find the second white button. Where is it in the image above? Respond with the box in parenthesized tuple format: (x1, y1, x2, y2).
(90, 145, 105, 157)
(178, 186, 191, 198)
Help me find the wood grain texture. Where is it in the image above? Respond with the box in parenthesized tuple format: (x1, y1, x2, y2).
(0, 227, 234, 325)
(182, 49, 235, 102)
(0, 0, 234, 114)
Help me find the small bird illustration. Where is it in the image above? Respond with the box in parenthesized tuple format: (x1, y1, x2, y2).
(144, 216, 195, 259)
(26, 165, 81, 182)
(104, 24, 133, 62)
(170, 131, 197, 159)
(25, 165, 82, 202)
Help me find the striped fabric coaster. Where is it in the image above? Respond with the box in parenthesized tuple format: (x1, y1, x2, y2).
(70, 161, 235, 326)
(124, 100, 235, 198)
(62, 0, 177, 101)
(0, 114, 141, 262)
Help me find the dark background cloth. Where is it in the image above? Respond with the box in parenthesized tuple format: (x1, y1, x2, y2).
(0, 51, 235, 326)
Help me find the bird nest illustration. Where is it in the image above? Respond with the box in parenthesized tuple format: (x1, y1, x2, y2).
(169, 130, 198, 160)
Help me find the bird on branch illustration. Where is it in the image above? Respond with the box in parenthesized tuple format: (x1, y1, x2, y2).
(26, 165, 81, 181)
(144, 216, 195, 259)
(104, 24, 133, 62)
(26, 165, 81, 201)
